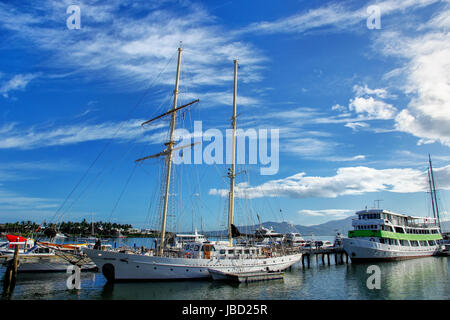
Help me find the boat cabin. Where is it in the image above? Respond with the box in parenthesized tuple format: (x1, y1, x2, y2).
(182, 242, 265, 259)
(349, 209, 442, 246)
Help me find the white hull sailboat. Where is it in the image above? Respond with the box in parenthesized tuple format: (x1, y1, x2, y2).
(84, 46, 301, 281)
(87, 247, 300, 281)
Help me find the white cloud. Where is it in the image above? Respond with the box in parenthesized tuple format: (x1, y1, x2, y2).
(321, 155, 366, 162)
(0, 73, 37, 98)
(209, 165, 450, 199)
(372, 8, 450, 146)
(0, 185, 60, 213)
(0, 120, 166, 150)
(299, 209, 354, 218)
(352, 84, 394, 99)
(239, 0, 439, 35)
(345, 122, 369, 131)
(0, 1, 266, 93)
(331, 104, 346, 112)
(349, 96, 397, 120)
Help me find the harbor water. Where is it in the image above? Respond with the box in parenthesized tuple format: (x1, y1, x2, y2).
(2, 237, 450, 300)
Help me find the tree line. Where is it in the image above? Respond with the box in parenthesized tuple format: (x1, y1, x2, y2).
(0, 219, 134, 238)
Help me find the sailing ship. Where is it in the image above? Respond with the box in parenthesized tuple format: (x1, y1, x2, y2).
(343, 156, 443, 261)
(83, 45, 302, 280)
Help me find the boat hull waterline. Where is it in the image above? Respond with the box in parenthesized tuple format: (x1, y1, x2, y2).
(343, 238, 440, 262)
(84, 249, 302, 281)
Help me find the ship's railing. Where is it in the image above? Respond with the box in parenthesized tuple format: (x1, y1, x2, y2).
(405, 222, 440, 228)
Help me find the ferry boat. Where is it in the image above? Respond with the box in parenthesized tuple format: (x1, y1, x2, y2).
(343, 209, 442, 262)
(84, 47, 302, 281)
(344, 156, 444, 262)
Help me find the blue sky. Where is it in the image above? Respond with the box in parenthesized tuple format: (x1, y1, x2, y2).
(1, 0, 450, 231)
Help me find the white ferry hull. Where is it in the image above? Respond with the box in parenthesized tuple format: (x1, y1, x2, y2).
(343, 238, 440, 262)
(84, 249, 302, 281)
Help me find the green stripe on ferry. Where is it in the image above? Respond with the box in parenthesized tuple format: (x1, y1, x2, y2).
(348, 230, 442, 241)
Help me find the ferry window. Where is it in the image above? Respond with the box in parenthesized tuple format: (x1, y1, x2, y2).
(401, 240, 409, 246)
(219, 249, 226, 254)
(394, 227, 404, 233)
(244, 249, 250, 254)
(428, 240, 435, 246)
(228, 250, 234, 254)
(184, 245, 189, 250)
(379, 238, 385, 244)
(237, 250, 242, 254)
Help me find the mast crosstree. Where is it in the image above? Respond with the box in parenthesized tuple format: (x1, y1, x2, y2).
(135, 45, 199, 255)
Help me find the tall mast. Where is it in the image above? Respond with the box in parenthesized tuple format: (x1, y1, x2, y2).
(91, 213, 94, 237)
(159, 45, 182, 255)
(228, 59, 238, 247)
(429, 154, 441, 229)
(427, 167, 436, 220)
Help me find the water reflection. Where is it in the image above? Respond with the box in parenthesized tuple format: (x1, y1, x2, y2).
(2, 256, 450, 300)
(345, 257, 450, 300)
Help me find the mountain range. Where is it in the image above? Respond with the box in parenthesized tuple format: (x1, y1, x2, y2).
(205, 216, 354, 237)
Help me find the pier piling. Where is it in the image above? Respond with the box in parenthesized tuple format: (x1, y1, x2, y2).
(2, 244, 19, 298)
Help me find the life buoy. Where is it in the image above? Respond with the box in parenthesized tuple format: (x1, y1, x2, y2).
(184, 252, 191, 259)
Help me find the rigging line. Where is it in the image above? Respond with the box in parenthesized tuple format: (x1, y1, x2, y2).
(50, 49, 178, 224)
(108, 164, 138, 221)
(56, 140, 139, 225)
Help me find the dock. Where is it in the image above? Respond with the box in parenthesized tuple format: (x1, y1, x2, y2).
(300, 246, 348, 268)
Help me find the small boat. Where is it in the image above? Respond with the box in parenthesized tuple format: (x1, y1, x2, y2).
(333, 232, 345, 247)
(254, 226, 285, 246)
(208, 268, 284, 283)
(286, 232, 306, 247)
(168, 230, 208, 249)
(0, 234, 96, 272)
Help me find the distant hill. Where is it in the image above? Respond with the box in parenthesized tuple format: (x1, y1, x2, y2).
(205, 216, 354, 237)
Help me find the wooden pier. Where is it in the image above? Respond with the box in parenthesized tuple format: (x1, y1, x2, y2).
(2, 244, 19, 298)
(300, 247, 348, 268)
